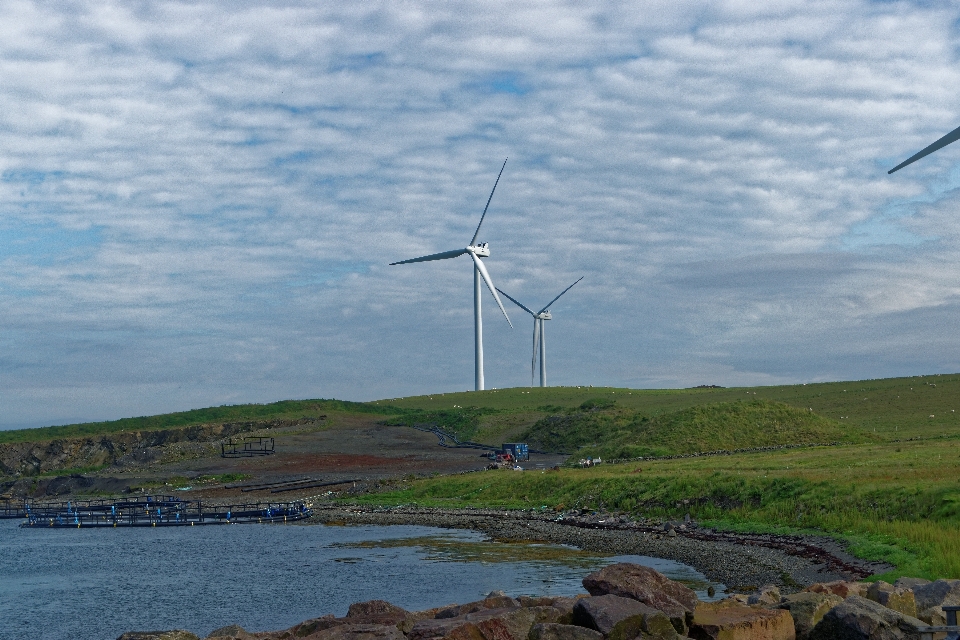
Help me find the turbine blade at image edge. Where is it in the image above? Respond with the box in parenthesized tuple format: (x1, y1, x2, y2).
(537, 276, 584, 314)
(495, 286, 535, 316)
(889, 123, 960, 174)
(390, 248, 468, 265)
(470, 158, 508, 246)
(470, 252, 513, 327)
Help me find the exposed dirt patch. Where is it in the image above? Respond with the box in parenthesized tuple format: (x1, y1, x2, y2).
(0, 413, 566, 499)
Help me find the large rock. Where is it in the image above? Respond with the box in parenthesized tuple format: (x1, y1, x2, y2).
(893, 579, 929, 591)
(864, 583, 917, 619)
(572, 594, 678, 640)
(689, 602, 795, 640)
(777, 592, 843, 640)
(301, 623, 407, 640)
(747, 586, 781, 607)
(912, 579, 960, 612)
(410, 606, 543, 640)
(117, 633, 200, 640)
(804, 581, 868, 599)
(528, 623, 603, 640)
(204, 625, 256, 640)
(519, 597, 579, 624)
(277, 615, 340, 638)
(916, 605, 946, 626)
(808, 595, 926, 640)
(437, 597, 522, 619)
(582, 563, 698, 633)
(348, 601, 410, 619)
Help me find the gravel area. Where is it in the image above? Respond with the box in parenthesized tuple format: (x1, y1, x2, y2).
(310, 504, 893, 594)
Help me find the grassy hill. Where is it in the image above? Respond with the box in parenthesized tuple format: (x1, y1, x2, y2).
(0, 399, 398, 445)
(2, 373, 959, 579)
(521, 398, 869, 459)
(377, 373, 960, 442)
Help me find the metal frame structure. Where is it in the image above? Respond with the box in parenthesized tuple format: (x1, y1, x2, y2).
(18, 495, 311, 528)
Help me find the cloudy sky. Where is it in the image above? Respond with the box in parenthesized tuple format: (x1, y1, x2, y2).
(2, 1, 960, 429)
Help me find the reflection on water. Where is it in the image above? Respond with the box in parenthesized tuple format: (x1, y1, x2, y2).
(0, 519, 724, 640)
(334, 533, 724, 599)
(336, 536, 605, 567)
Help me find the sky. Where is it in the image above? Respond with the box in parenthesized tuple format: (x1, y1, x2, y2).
(2, 1, 960, 429)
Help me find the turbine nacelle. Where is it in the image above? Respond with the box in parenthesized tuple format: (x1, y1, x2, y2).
(496, 276, 583, 388)
(468, 243, 490, 258)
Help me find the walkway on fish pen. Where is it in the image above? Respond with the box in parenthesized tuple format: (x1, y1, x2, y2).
(17, 495, 312, 528)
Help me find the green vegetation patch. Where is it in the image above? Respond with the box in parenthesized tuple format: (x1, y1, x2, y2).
(349, 440, 960, 580)
(0, 399, 400, 444)
(522, 399, 865, 459)
(382, 407, 499, 442)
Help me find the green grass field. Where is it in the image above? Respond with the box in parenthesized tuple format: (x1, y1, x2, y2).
(3, 373, 959, 579)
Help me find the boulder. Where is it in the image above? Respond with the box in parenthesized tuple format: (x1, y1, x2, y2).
(892, 579, 929, 591)
(302, 623, 407, 640)
(747, 586, 781, 607)
(280, 615, 340, 638)
(528, 623, 603, 640)
(582, 563, 698, 633)
(204, 625, 256, 640)
(777, 592, 842, 640)
(437, 597, 521, 619)
(808, 594, 926, 640)
(519, 597, 578, 624)
(572, 594, 678, 640)
(689, 602, 795, 640)
(410, 606, 540, 640)
(864, 583, 916, 619)
(804, 581, 868, 599)
(916, 605, 946, 626)
(117, 633, 200, 640)
(912, 579, 960, 612)
(348, 601, 410, 619)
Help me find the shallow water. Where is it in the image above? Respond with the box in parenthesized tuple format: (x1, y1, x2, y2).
(0, 518, 724, 640)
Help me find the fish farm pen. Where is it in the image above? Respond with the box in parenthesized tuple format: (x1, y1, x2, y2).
(12, 495, 312, 528)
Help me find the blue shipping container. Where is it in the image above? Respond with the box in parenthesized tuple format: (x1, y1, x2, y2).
(502, 443, 529, 462)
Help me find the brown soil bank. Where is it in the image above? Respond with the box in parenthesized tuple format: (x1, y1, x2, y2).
(0, 418, 314, 477)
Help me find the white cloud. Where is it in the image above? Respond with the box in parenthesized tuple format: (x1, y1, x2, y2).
(1, 0, 960, 428)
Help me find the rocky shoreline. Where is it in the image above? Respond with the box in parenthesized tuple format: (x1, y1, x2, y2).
(306, 504, 892, 593)
(118, 561, 960, 640)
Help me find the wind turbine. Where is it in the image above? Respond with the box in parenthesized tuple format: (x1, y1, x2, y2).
(496, 277, 583, 387)
(390, 159, 513, 391)
(889, 123, 960, 174)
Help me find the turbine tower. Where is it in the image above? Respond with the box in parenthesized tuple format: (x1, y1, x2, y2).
(889, 123, 960, 174)
(390, 159, 513, 391)
(497, 277, 583, 387)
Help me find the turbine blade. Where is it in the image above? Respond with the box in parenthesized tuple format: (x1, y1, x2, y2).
(531, 318, 540, 387)
(390, 248, 468, 265)
(537, 276, 584, 315)
(889, 123, 960, 174)
(495, 286, 536, 316)
(470, 158, 507, 245)
(470, 252, 513, 327)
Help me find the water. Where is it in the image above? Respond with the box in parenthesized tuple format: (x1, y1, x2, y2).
(0, 519, 724, 640)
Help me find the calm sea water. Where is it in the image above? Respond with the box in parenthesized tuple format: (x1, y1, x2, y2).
(0, 518, 724, 640)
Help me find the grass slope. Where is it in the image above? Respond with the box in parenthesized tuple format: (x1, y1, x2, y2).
(0, 399, 398, 444)
(522, 398, 864, 459)
(353, 437, 960, 580)
(377, 373, 960, 441)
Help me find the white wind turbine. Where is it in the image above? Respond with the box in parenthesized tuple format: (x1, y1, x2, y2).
(496, 277, 583, 387)
(390, 159, 513, 391)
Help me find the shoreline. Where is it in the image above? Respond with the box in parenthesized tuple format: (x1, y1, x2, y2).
(310, 504, 893, 593)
